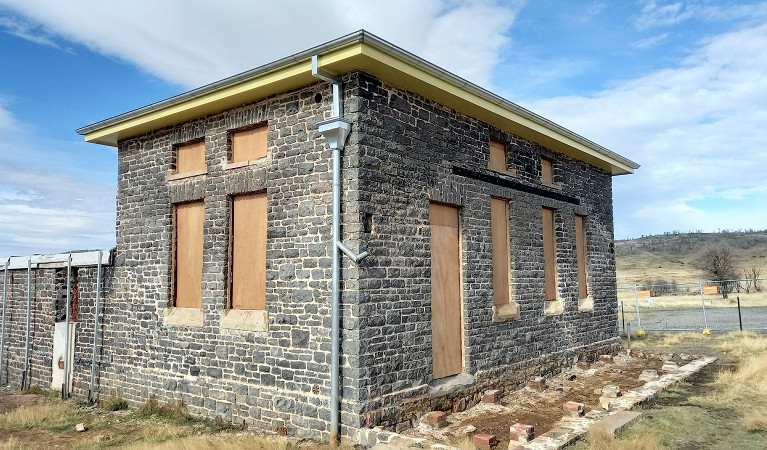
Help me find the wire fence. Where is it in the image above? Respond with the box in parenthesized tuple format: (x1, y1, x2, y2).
(618, 277, 767, 335)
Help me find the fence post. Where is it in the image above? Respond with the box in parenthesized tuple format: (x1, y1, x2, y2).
(737, 296, 743, 331)
(699, 279, 709, 331)
(633, 284, 642, 331)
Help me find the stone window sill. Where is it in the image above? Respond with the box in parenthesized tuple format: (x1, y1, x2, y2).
(492, 302, 520, 322)
(221, 309, 269, 332)
(544, 298, 564, 315)
(166, 169, 208, 181)
(225, 157, 268, 170)
(164, 307, 204, 327)
(488, 166, 517, 178)
(578, 296, 594, 312)
(541, 180, 563, 191)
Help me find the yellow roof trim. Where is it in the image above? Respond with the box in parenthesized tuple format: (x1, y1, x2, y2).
(78, 30, 638, 175)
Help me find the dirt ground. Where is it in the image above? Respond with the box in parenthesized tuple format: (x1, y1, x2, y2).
(405, 349, 700, 447)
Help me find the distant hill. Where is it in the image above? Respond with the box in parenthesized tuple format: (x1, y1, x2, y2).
(614, 230, 767, 286)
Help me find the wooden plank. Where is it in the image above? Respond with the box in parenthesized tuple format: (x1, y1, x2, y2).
(541, 157, 554, 184)
(488, 140, 506, 173)
(176, 141, 206, 174)
(637, 289, 652, 298)
(231, 125, 267, 162)
(430, 203, 462, 379)
(542, 207, 557, 301)
(429, 202, 459, 228)
(575, 214, 588, 299)
(175, 201, 204, 308)
(491, 197, 510, 305)
(231, 192, 267, 310)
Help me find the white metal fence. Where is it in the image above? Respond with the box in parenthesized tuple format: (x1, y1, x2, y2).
(618, 278, 767, 334)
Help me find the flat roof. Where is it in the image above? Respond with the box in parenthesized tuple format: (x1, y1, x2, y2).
(77, 30, 639, 175)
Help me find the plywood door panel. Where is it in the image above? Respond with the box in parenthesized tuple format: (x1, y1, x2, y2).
(231, 192, 267, 310)
(488, 140, 506, 172)
(232, 126, 267, 162)
(542, 207, 556, 301)
(575, 215, 588, 299)
(175, 202, 204, 308)
(430, 203, 462, 379)
(176, 141, 206, 173)
(491, 197, 510, 305)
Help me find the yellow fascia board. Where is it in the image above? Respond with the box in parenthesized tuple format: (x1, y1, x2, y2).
(83, 43, 364, 146)
(349, 44, 635, 175)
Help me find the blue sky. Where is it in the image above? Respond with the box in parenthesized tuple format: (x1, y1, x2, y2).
(1, 0, 766, 258)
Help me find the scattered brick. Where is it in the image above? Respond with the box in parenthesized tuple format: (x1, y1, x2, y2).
(661, 362, 679, 372)
(509, 423, 534, 443)
(482, 389, 502, 404)
(563, 401, 584, 417)
(473, 433, 497, 450)
(600, 355, 614, 363)
(601, 385, 622, 398)
(528, 376, 547, 391)
(638, 369, 659, 382)
(598, 396, 612, 410)
(423, 411, 448, 428)
(576, 361, 591, 370)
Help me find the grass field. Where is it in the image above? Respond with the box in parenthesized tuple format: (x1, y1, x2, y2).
(573, 332, 767, 449)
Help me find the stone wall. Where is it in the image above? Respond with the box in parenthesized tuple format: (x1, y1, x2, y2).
(102, 79, 360, 440)
(350, 72, 620, 430)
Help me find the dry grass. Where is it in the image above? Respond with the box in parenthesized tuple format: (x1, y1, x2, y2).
(744, 411, 767, 432)
(0, 402, 74, 430)
(120, 435, 298, 450)
(585, 424, 665, 450)
(628, 332, 702, 351)
(138, 395, 191, 421)
(101, 393, 129, 411)
(0, 437, 24, 450)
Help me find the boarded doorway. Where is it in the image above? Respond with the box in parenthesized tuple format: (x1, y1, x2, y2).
(429, 202, 463, 379)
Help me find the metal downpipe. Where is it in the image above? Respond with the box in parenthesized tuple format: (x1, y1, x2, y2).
(63, 254, 72, 398)
(0, 258, 9, 385)
(330, 142, 341, 444)
(89, 251, 102, 402)
(22, 258, 31, 390)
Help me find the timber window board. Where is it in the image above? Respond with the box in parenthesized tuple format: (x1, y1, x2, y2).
(229, 125, 267, 164)
(575, 214, 593, 311)
(488, 140, 516, 176)
(541, 157, 563, 190)
(490, 197, 520, 322)
(228, 192, 267, 311)
(542, 207, 558, 303)
(173, 140, 207, 175)
(172, 201, 204, 309)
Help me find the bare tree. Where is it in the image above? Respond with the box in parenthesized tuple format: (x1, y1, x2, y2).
(698, 245, 738, 298)
(743, 266, 763, 293)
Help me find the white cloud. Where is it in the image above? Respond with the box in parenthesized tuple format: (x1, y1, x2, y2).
(631, 32, 669, 49)
(0, 15, 61, 48)
(525, 22, 767, 238)
(0, 0, 519, 89)
(0, 104, 115, 259)
(635, 0, 767, 29)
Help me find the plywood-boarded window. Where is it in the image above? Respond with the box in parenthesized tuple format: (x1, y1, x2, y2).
(230, 192, 267, 310)
(173, 201, 204, 308)
(541, 157, 554, 184)
(175, 141, 206, 174)
(491, 197, 511, 305)
(488, 140, 507, 173)
(231, 125, 267, 163)
(575, 214, 588, 299)
(542, 207, 557, 301)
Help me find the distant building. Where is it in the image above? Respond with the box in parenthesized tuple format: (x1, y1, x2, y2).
(1, 31, 637, 441)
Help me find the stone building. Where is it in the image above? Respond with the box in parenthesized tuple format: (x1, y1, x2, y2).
(1, 31, 637, 441)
